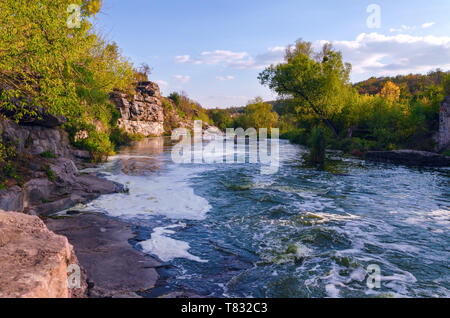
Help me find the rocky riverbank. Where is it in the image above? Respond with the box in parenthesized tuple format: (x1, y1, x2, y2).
(0, 210, 87, 298)
(365, 149, 450, 167)
(45, 212, 161, 298)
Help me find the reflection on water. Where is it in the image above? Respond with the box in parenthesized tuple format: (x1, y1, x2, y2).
(74, 137, 450, 298)
(118, 137, 166, 175)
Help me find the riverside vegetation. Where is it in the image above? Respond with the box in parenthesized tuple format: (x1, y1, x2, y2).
(1, 1, 450, 186)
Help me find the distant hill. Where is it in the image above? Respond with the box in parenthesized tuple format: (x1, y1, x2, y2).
(353, 70, 449, 97)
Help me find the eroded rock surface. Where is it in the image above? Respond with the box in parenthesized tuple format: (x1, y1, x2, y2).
(0, 210, 87, 298)
(110, 81, 165, 137)
(45, 212, 161, 298)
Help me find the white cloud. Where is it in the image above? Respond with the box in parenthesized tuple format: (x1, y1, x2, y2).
(175, 55, 191, 63)
(422, 22, 435, 29)
(390, 25, 416, 33)
(172, 75, 191, 84)
(325, 32, 450, 81)
(175, 47, 286, 70)
(216, 75, 235, 81)
(155, 80, 169, 89)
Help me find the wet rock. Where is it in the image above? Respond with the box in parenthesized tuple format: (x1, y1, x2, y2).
(45, 213, 161, 298)
(365, 150, 450, 167)
(0, 210, 87, 298)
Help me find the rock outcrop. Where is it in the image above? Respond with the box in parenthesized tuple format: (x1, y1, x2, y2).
(0, 210, 87, 298)
(110, 81, 165, 137)
(0, 119, 122, 215)
(440, 96, 450, 151)
(365, 150, 450, 167)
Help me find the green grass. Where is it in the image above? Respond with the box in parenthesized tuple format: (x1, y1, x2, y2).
(42, 165, 56, 182)
(39, 150, 57, 159)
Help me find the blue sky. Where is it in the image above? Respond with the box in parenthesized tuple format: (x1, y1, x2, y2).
(96, 0, 450, 108)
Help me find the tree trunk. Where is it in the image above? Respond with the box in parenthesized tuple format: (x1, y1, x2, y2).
(322, 118, 339, 139)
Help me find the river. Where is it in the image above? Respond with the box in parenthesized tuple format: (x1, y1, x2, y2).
(72, 137, 450, 298)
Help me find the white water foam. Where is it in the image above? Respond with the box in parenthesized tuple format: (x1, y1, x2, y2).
(79, 157, 212, 221)
(138, 224, 207, 263)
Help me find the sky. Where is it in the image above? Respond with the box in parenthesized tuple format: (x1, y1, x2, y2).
(96, 0, 450, 108)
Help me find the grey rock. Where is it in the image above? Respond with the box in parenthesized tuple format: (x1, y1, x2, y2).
(45, 213, 161, 298)
(0, 187, 25, 212)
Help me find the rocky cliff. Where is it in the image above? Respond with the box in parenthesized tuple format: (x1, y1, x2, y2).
(0, 210, 87, 298)
(0, 119, 122, 215)
(440, 96, 450, 151)
(110, 81, 165, 137)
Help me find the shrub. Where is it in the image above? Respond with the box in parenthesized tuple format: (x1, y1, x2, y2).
(39, 150, 57, 159)
(443, 74, 450, 96)
(110, 127, 145, 148)
(42, 165, 56, 182)
(309, 126, 326, 166)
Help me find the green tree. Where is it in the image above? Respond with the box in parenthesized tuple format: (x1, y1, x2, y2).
(258, 40, 352, 138)
(443, 74, 450, 96)
(210, 109, 233, 131)
(236, 97, 279, 130)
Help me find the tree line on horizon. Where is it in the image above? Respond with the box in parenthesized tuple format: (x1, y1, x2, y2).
(1, 0, 450, 183)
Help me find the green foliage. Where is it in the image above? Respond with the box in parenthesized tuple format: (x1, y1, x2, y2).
(209, 109, 233, 131)
(259, 40, 352, 137)
(443, 74, 450, 96)
(354, 70, 449, 97)
(109, 127, 145, 148)
(65, 121, 114, 162)
(42, 165, 56, 182)
(0, 136, 17, 183)
(234, 97, 279, 130)
(0, 0, 140, 162)
(309, 126, 326, 166)
(39, 150, 57, 159)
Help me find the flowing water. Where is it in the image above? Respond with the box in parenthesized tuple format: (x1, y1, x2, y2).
(73, 137, 450, 298)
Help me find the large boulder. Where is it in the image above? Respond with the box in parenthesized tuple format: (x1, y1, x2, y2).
(365, 150, 450, 167)
(0, 210, 87, 298)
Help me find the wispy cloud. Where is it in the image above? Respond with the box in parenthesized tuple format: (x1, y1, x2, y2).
(422, 22, 435, 29)
(174, 55, 191, 63)
(155, 80, 169, 88)
(174, 47, 285, 70)
(172, 75, 191, 84)
(324, 32, 450, 81)
(216, 75, 235, 81)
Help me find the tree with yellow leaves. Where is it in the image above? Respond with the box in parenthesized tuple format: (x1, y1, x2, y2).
(380, 81, 401, 102)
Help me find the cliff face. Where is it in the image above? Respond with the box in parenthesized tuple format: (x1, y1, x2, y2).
(0, 210, 87, 298)
(110, 81, 165, 137)
(440, 96, 450, 151)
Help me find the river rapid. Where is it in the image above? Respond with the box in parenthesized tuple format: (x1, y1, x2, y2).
(72, 137, 450, 298)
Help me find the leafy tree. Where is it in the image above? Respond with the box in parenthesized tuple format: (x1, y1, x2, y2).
(380, 81, 401, 102)
(258, 40, 352, 138)
(443, 74, 450, 96)
(210, 109, 233, 131)
(235, 97, 279, 130)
